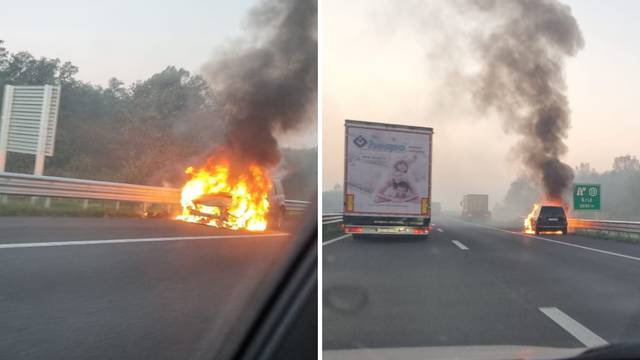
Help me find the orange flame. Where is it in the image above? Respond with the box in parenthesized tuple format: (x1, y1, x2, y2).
(176, 161, 271, 231)
(523, 203, 540, 234)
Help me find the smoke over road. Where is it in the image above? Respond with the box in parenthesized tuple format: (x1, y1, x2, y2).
(466, 0, 584, 201)
(203, 0, 317, 170)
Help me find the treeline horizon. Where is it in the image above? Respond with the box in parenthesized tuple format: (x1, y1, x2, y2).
(496, 155, 640, 221)
(0, 40, 316, 200)
(323, 155, 640, 221)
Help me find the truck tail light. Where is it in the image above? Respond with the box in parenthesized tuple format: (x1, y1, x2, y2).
(345, 226, 364, 233)
(413, 228, 428, 234)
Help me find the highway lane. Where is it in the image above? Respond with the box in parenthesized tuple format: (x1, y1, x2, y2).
(0, 217, 293, 360)
(323, 217, 640, 351)
(0, 216, 287, 244)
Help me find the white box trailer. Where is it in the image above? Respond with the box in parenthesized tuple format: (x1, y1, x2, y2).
(343, 120, 433, 236)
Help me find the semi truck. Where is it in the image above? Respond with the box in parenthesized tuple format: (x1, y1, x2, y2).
(342, 120, 433, 237)
(461, 194, 490, 220)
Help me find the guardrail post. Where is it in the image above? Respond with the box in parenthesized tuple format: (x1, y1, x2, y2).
(82, 199, 89, 210)
(44, 197, 51, 208)
(1, 194, 7, 204)
(115, 201, 120, 211)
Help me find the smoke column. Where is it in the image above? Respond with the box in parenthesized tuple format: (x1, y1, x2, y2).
(203, 0, 317, 169)
(467, 0, 583, 201)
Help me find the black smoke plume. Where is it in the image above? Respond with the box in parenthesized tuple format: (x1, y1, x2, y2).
(467, 0, 583, 201)
(203, 0, 317, 170)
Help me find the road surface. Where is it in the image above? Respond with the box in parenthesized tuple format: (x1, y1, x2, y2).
(0, 217, 292, 360)
(323, 217, 640, 352)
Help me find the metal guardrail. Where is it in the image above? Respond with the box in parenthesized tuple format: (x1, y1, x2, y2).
(284, 200, 310, 212)
(0, 172, 179, 203)
(572, 219, 640, 234)
(323, 213, 342, 225)
(0, 172, 309, 211)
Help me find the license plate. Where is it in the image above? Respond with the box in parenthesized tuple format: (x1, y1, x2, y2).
(548, 217, 558, 221)
(377, 228, 397, 233)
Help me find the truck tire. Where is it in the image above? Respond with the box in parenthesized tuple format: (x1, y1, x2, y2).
(562, 227, 568, 235)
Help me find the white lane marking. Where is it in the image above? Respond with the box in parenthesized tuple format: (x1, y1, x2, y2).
(437, 228, 444, 233)
(431, 223, 436, 226)
(517, 232, 640, 262)
(540, 307, 608, 348)
(322, 234, 351, 246)
(452, 240, 469, 250)
(449, 218, 640, 263)
(0, 233, 289, 249)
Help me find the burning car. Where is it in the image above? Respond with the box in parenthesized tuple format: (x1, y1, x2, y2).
(185, 178, 286, 230)
(525, 204, 568, 235)
(176, 162, 284, 231)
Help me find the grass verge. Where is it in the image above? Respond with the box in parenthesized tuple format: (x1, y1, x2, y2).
(575, 228, 640, 245)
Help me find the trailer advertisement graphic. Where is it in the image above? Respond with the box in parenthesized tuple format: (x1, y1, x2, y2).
(345, 126, 430, 215)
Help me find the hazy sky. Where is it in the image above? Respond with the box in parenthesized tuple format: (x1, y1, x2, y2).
(0, 0, 256, 86)
(322, 0, 640, 210)
(1, 0, 317, 149)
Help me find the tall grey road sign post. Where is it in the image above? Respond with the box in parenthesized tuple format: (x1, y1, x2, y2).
(0, 85, 61, 175)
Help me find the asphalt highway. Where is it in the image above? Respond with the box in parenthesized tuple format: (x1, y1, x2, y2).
(0, 217, 292, 360)
(323, 217, 640, 352)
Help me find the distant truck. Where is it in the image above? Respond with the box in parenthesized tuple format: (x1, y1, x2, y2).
(461, 194, 490, 220)
(342, 120, 433, 237)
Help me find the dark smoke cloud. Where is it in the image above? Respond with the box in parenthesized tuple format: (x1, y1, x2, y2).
(203, 0, 317, 169)
(466, 0, 583, 201)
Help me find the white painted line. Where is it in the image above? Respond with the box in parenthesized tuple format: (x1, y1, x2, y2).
(449, 218, 640, 263)
(322, 234, 351, 246)
(0, 233, 289, 249)
(452, 240, 469, 250)
(431, 223, 436, 226)
(540, 307, 608, 348)
(437, 228, 444, 233)
(517, 232, 640, 262)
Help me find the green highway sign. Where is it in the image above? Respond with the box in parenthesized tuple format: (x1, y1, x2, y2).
(573, 183, 601, 210)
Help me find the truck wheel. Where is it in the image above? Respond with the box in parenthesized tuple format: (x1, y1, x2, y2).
(562, 227, 567, 235)
(534, 229, 540, 235)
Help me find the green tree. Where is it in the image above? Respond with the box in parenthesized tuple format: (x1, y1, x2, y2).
(613, 155, 640, 173)
(575, 162, 597, 179)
